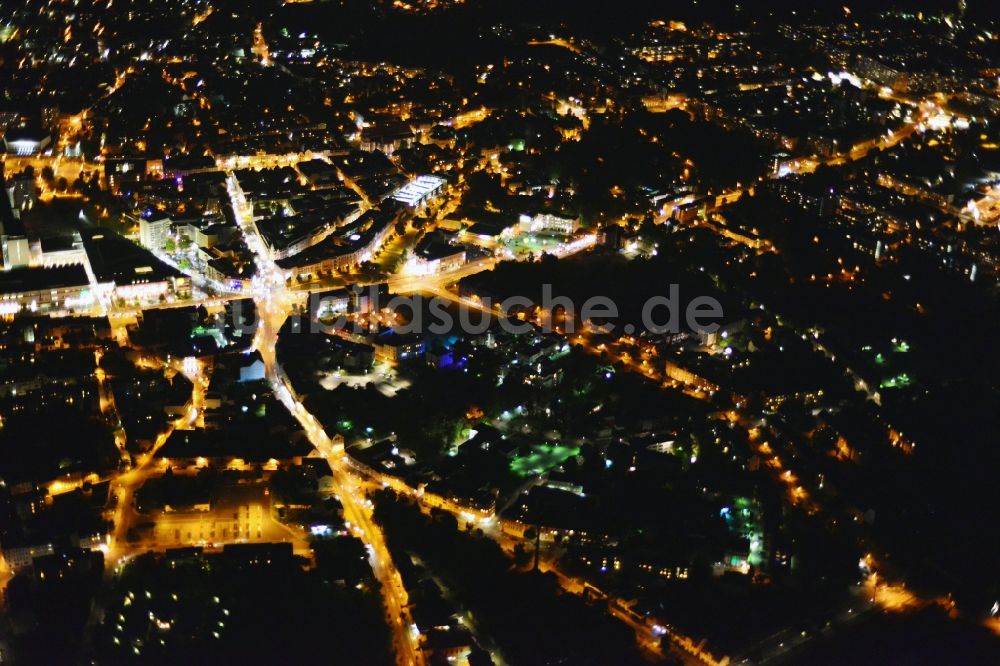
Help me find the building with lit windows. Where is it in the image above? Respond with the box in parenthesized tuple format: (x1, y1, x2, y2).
(104, 157, 149, 195)
(139, 213, 173, 252)
(518, 212, 581, 235)
(392, 175, 446, 209)
(82, 229, 191, 304)
(2, 128, 51, 156)
(0, 265, 93, 315)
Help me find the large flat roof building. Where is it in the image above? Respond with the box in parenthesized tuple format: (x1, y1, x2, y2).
(0, 264, 92, 315)
(392, 175, 446, 209)
(2, 128, 52, 156)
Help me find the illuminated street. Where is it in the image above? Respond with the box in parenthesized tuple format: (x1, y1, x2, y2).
(229, 170, 424, 666)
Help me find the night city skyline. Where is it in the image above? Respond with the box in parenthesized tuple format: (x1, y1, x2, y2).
(0, 1, 996, 664)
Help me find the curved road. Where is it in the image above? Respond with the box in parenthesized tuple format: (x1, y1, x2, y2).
(229, 175, 424, 666)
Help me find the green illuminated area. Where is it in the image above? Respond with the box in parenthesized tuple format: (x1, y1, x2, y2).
(868, 340, 915, 387)
(503, 233, 572, 257)
(721, 497, 765, 568)
(510, 443, 580, 478)
(880, 373, 913, 389)
(190, 325, 227, 348)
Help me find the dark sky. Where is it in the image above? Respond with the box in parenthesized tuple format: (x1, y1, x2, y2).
(483, 0, 986, 26)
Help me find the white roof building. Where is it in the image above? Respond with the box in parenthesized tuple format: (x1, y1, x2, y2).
(392, 175, 446, 208)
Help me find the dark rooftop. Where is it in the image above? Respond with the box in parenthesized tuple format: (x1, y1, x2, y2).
(0, 265, 90, 295)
